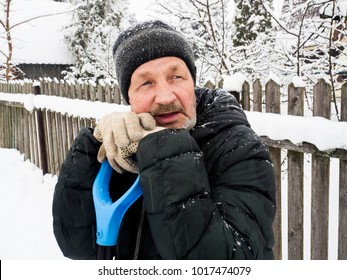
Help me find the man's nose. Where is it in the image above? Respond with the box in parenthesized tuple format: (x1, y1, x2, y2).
(154, 82, 176, 105)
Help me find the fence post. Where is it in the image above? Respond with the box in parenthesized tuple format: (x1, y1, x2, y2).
(33, 84, 48, 175)
(265, 79, 282, 259)
(241, 81, 250, 110)
(311, 78, 331, 259)
(252, 79, 262, 112)
(113, 85, 121, 104)
(339, 82, 347, 259)
(287, 83, 305, 259)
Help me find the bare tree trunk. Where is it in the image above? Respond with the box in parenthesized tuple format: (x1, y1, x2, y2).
(4, 0, 13, 81)
(328, 0, 340, 121)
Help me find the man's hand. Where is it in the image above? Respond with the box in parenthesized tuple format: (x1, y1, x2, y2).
(93, 112, 161, 173)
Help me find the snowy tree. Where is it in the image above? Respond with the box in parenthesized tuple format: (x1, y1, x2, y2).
(230, 0, 280, 82)
(264, 0, 347, 118)
(274, 0, 347, 81)
(233, 0, 273, 47)
(63, 0, 129, 82)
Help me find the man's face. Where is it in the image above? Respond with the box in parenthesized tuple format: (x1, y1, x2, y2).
(128, 56, 196, 130)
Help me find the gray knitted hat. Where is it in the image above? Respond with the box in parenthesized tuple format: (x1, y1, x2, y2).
(113, 20, 196, 104)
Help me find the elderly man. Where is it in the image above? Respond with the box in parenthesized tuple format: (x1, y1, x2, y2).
(52, 20, 276, 260)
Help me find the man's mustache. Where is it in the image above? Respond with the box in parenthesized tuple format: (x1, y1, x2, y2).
(151, 103, 186, 116)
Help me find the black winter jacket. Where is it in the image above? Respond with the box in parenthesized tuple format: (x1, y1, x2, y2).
(52, 88, 276, 260)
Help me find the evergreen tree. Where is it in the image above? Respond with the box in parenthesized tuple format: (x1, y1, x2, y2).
(233, 0, 273, 47)
(228, 0, 281, 83)
(63, 0, 129, 81)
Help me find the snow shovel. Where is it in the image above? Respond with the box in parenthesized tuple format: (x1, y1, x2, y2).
(92, 160, 142, 259)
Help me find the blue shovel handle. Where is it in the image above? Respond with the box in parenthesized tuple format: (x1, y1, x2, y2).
(92, 160, 142, 246)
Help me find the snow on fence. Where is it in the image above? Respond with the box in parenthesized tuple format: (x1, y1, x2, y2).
(0, 78, 346, 261)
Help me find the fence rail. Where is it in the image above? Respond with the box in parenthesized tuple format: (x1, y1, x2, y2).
(0, 78, 346, 260)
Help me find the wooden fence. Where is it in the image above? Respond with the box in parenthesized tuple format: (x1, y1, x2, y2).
(238, 78, 347, 261)
(0, 79, 121, 174)
(0, 78, 346, 260)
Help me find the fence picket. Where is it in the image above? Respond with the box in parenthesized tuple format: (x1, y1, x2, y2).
(34, 85, 48, 174)
(339, 83, 347, 260)
(287, 83, 305, 260)
(252, 79, 262, 112)
(241, 81, 250, 110)
(311, 79, 331, 260)
(265, 79, 282, 260)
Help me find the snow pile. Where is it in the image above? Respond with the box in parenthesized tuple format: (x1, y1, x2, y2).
(33, 95, 129, 120)
(291, 76, 306, 87)
(246, 111, 347, 151)
(222, 73, 249, 92)
(0, 92, 129, 119)
(0, 92, 35, 111)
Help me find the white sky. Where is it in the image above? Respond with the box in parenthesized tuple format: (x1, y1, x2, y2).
(128, 0, 160, 21)
(128, 0, 285, 20)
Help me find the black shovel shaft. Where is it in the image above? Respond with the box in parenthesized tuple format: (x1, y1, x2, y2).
(97, 245, 115, 260)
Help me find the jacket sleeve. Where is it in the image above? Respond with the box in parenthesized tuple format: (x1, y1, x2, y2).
(136, 90, 276, 260)
(196, 89, 276, 260)
(52, 127, 101, 260)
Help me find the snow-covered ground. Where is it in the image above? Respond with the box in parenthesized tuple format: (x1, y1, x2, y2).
(0, 148, 65, 259)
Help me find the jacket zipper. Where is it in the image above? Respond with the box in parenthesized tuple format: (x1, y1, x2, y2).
(133, 201, 145, 260)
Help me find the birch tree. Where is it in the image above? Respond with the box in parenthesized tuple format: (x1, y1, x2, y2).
(0, 0, 15, 80)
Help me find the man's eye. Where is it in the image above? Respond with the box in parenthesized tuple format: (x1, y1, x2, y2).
(141, 81, 151, 86)
(172, 75, 182, 79)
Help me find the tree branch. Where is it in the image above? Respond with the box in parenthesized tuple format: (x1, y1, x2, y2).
(0, 49, 8, 58)
(260, 0, 298, 37)
(9, 6, 78, 31)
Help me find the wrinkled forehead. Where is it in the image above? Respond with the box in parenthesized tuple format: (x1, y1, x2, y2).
(131, 57, 190, 78)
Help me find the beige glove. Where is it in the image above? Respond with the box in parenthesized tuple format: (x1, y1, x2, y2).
(93, 111, 159, 173)
(97, 127, 164, 173)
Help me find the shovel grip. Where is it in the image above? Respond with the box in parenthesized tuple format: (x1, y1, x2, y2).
(92, 160, 142, 246)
